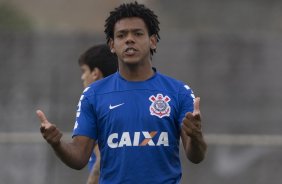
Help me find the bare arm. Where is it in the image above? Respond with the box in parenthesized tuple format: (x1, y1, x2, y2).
(37, 110, 95, 170)
(180, 97, 207, 164)
(86, 144, 101, 184)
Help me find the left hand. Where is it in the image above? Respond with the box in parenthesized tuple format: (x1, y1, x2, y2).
(181, 97, 202, 138)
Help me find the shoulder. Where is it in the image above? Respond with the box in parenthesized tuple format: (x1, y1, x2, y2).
(157, 72, 181, 84)
(86, 72, 117, 95)
(156, 72, 193, 94)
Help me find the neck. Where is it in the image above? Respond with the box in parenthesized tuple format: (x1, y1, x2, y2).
(119, 63, 154, 81)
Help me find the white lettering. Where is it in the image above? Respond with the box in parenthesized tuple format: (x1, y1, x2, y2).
(107, 133, 119, 148)
(118, 132, 132, 147)
(76, 95, 84, 117)
(142, 131, 155, 146)
(107, 131, 169, 148)
(157, 132, 169, 146)
(133, 132, 140, 146)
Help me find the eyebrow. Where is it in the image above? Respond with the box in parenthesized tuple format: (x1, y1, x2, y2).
(115, 28, 144, 34)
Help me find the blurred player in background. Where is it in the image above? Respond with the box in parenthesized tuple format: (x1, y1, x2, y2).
(37, 2, 207, 184)
(38, 44, 117, 184)
(78, 44, 118, 184)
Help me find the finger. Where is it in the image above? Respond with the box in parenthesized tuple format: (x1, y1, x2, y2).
(182, 116, 197, 129)
(36, 110, 48, 125)
(194, 113, 201, 122)
(181, 124, 192, 136)
(43, 124, 57, 134)
(182, 120, 202, 138)
(193, 97, 200, 114)
(183, 114, 201, 129)
(40, 124, 53, 134)
(184, 112, 199, 124)
(40, 126, 46, 133)
(45, 127, 59, 141)
(185, 112, 194, 119)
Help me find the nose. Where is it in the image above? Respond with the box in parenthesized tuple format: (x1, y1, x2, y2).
(125, 33, 135, 44)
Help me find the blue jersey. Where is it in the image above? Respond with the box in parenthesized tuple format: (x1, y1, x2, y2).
(73, 70, 195, 184)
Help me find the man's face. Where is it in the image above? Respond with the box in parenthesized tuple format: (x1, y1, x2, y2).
(80, 64, 96, 88)
(110, 17, 157, 65)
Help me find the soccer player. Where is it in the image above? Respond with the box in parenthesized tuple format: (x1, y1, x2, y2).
(37, 2, 207, 184)
(38, 44, 118, 184)
(78, 44, 118, 184)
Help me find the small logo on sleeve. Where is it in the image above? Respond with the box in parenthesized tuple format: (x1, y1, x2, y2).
(149, 94, 171, 118)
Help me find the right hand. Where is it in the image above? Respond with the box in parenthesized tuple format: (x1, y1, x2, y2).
(36, 110, 62, 146)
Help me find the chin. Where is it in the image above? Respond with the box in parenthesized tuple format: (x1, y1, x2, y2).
(123, 56, 141, 64)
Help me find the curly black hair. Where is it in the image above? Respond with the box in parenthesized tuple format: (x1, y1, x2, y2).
(104, 1, 160, 55)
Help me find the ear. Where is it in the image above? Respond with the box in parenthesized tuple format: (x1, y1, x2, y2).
(91, 68, 104, 81)
(149, 34, 157, 50)
(109, 39, 115, 53)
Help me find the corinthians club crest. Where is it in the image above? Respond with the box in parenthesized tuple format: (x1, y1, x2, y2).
(149, 94, 171, 118)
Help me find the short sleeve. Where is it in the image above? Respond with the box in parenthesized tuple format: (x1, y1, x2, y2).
(177, 84, 195, 125)
(72, 88, 98, 140)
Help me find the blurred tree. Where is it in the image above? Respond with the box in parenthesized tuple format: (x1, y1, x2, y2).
(0, 2, 32, 31)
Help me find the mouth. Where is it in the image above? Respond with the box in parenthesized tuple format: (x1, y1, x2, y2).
(124, 47, 138, 55)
